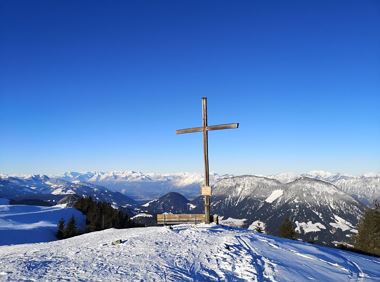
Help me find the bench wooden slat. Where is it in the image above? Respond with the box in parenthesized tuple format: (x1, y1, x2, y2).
(157, 213, 206, 225)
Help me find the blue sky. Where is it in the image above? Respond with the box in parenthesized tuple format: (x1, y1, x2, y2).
(0, 0, 379, 175)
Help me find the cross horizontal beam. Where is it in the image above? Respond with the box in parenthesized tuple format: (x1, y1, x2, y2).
(176, 123, 239, 135)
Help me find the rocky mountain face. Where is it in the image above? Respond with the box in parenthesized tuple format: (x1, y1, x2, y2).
(0, 175, 136, 208)
(270, 171, 380, 207)
(331, 176, 380, 206)
(213, 176, 365, 245)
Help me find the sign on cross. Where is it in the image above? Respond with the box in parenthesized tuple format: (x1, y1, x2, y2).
(176, 97, 239, 223)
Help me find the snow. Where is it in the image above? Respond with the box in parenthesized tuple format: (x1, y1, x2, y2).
(0, 204, 85, 246)
(0, 198, 9, 205)
(0, 225, 379, 281)
(131, 213, 153, 219)
(187, 203, 196, 210)
(264, 189, 283, 203)
(329, 214, 355, 232)
(295, 221, 326, 234)
(248, 220, 266, 233)
(363, 172, 380, 178)
(141, 199, 157, 207)
(306, 170, 336, 178)
(219, 217, 247, 228)
(51, 188, 76, 195)
(269, 172, 299, 183)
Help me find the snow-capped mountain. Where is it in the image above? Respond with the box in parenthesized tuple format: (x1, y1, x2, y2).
(270, 170, 351, 183)
(270, 171, 380, 206)
(208, 176, 365, 245)
(331, 176, 380, 206)
(58, 171, 231, 201)
(55, 170, 380, 206)
(0, 175, 136, 207)
(140, 175, 365, 245)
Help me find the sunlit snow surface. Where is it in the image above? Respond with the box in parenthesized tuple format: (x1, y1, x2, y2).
(0, 225, 379, 281)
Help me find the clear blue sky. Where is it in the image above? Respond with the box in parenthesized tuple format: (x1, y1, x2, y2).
(1, 0, 379, 175)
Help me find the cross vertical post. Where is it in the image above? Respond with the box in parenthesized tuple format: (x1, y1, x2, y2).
(176, 97, 239, 224)
(202, 97, 211, 223)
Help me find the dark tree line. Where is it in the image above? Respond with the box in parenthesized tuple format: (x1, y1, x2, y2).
(56, 216, 79, 239)
(279, 217, 297, 240)
(354, 200, 380, 256)
(275, 205, 380, 257)
(75, 197, 134, 232)
(56, 197, 135, 240)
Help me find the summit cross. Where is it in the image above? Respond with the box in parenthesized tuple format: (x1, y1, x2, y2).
(176, 97, 239, 223)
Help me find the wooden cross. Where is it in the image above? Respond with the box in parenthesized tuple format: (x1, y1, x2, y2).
(176, 97, 239, 223)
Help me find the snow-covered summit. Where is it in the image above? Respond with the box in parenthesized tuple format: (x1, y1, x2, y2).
(0, 225, 378, 281)
(213, 175, 282, 199)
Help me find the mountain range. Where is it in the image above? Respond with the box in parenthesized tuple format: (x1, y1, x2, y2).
(1, 170, 379, 246)
(59, 171, 223, 201)
(3, 170, 379, 206)
(0, 174, 136, 207)
(55, 170, 380, 206)
(136, 175, 365, 246)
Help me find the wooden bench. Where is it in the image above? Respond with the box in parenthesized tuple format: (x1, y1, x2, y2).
(157, 213, 206, 225)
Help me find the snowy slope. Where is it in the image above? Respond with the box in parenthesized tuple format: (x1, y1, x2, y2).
(0, 204, 85, 245)
(0, 225, 379, 281)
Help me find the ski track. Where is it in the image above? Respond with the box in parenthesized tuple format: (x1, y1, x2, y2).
(0, 224, 379, 281)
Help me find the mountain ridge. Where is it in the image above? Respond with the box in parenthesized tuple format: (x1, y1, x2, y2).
(2, 170, 379, 205)
(135, 175, 366, 246)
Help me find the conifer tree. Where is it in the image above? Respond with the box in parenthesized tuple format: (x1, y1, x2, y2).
(355, 200, 380, 256)
(279, 217, 297, 240)
(56, 218, 65, 239)
(64, 216, 78, 238)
